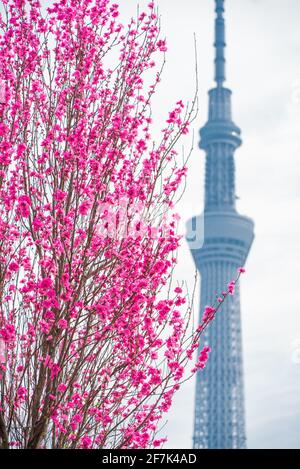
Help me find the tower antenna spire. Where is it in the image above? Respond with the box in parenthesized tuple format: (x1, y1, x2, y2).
(214, 0, 226, 86)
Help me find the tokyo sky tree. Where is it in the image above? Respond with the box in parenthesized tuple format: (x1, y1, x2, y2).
(187, 0, 254, 449)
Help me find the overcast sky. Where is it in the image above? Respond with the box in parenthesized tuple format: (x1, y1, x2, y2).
(122, 0, 300, 449)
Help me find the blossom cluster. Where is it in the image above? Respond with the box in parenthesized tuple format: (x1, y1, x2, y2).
(0, 0, 241, 450)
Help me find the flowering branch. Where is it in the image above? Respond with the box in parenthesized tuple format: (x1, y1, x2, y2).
(0, 0, 243, 449)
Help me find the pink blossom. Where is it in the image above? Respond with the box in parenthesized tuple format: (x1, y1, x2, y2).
(57, 319, 68, 330)
(192, 346, 211, 373)
(228, 281, 235, 295)
(39, 277, 53, 289)
(54, 189, 67, 202)
(0, 324, 16, 343)
(50, 364, 61, 380)
(71, 413, 83, 430)
(17, 195, 31, 218)
(153, 438, 167, 447)
(202, 305, 216, 322)
(17, 387, 27, 401)
(39, 320, 52, 335)
(9, 262, 20, 272)
(80, 436, 92, 449)
(79, 201, 92, 216)
(33, 217, 43, 231)
(57, 383, 67, 393)
(157, 39, 167, 52)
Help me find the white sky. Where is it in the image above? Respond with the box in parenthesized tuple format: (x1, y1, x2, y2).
(123, 0, 300, 449)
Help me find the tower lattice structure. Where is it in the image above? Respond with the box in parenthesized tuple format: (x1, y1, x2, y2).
(188, 0, 254, 449)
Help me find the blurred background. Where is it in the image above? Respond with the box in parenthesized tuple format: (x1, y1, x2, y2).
(123, 0, 300, 449)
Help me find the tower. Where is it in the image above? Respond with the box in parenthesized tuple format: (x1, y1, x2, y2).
(187, 0, 254, 449)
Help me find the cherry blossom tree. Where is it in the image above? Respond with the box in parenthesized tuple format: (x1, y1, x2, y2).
(0, 0, 241, 449)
